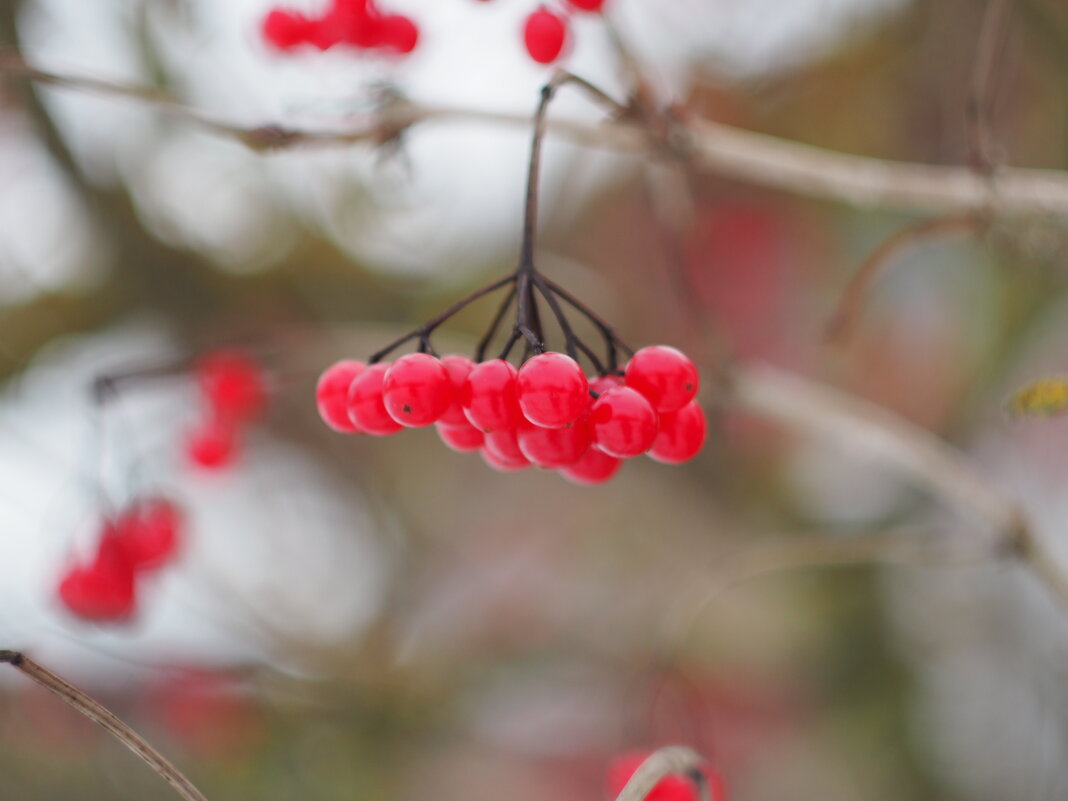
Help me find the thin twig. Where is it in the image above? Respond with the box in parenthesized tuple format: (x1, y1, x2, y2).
(967, 0, 1013, 174)
(0, 651, 210, 801)
(825, 212, 986, 342)
(612, 746, 706, 801)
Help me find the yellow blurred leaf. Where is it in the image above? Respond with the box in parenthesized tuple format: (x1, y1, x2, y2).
(1007, 377, 1068, 418)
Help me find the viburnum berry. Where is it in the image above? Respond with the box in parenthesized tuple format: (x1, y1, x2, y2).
(115, 498, 183, 571)
(483, 427, 526, 464)
(647, 400, 706, 464)
(516, 416, 590, 468)
(590, 386, 659, 458)
(590, 373, 624, 395)
(566, 0, 607, 10)
(480, 444, 531, 472)
(383, 353, 453, 427)
(559, 446, 620, 485)
(438, 355, 477, 426)
(436, 420, 485, 453)
(186, 418, 239, 470)
(196, 349, 267, 424)
(317, 360, 366, 433)
(607, 751, 727, 801)
(57, 535, 137, 623)
(517, 352, 589, 428)
(379, 14, 418, 53)
(625, 345, 699, 413)
(262, 9, 311, 49)
(523, 7, 568, 64)
(348, 362, 404, 436)
(462, 359, 522, 432)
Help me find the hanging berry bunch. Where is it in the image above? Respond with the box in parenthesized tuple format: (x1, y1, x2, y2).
(186, 349, 268, 471)
(262, 0, 419, 54)
(317, 74, 706, 485)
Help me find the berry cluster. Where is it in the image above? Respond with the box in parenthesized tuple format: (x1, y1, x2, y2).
(607, 751, 727, 801)
(317, 345, 704, 484)
(57, 497, 183, 623)
(185, 349, 267, 471)
(262, 0, 418, 54)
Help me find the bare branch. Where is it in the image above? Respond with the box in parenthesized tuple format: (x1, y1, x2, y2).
(612, 746, 706, 801)
(0, 651, 210, 801)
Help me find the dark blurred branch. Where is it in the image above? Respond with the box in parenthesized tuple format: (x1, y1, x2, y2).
(0, 651, 210, 801)
(7, 55, 1068, 217)
(967, 0, 1013, 174)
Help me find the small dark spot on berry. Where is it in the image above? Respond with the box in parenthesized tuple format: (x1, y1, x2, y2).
(403, 404, 411, 413)
(685, 383, 693, 391)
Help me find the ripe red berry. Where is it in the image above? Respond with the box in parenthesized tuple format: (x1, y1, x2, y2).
(566, 0, 606, 10)
(262, 9, 311, 49)
(462, 359, 522, 432)
(647, 401, 706, 464)
(590, 386, 659, 458)
(590, 373, 624, 395)
(483, 427, 526, 464)
(517, 416, 590, 468)
(480, 445, 530, 472)
(438, 355, 477, 426)
(383, 353, 453, 427)
(379, 14, 418, 53)
(607, 752, 726, 801)
(625, 345, 699, 413)
(523, 7, 568, 64)
(348, 362, 404, 436)
(436, 420, 484, 453)
(196, 349, 267, 424)
(559, 446, 620, 485)
(517, 352, 589, 428)
(317, 360, 366, 433)
(186, 418, 239, 470)
(57, 535, 136, 622)
(116, 498, 183, 571)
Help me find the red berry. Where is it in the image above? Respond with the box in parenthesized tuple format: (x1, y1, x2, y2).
(483, 427, 526, 464)
(462, 359, 522, 432)
(566, 0, 606, 10)
(607, 752, 727, 801)
(58, 535, 136, 623)
(436, 420, 484, 453)
(517, 352, 589, 428)
(116, 498, 183, 571)
(348, 362, 404, 436)
(317, 360, 366, 433)
(625, 346, 699, 413)
(186, 418, 239, 470)
(523, 8, 568, 64)
(379, 14, 418, 53)
(262, 9, 311, 49)
(590, 386, 659, 458)
(590, 373, 624, 395)
(648, 401, 706, 464)
(196, 349, 267, 424)
(559, 447, 620, 485)
(480, 446, 530, 472)
(517, 416, 590, 468)
(438, 355, 477, 426)
(383, 353, 453, 427)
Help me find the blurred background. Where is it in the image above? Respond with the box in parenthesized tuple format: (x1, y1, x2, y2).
(3, 0, 1068, 799)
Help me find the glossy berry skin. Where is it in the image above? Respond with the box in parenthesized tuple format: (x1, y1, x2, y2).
(523, 8, 568, 64)
(436, 420, 484, 453)
(590, 387, 659, 458)
(483, 427, 526, 464)
(383, 353, 453, 428)
(625, 346, 699, 414)
(196, 349, 267, 423)
(517, 416, 590, 468)
(462, 359, 522, 432)
(438, 355, 477, 426)
(566, 0, 606, 10)
(480, 446, 530, 472)
(186, 419, 238, 470)
(317, 360, 366, 433)
(648, 401, 706, 464)
(348, 362, 404, 436)
(57, 535, 136, 622)
(590, 373, 624, 396)
(517, 352, 589, 428)
(116, 498, 183, 571)
(559, 447, 621, 485)
(607, 751, 725, 801)
(263, 9, 311, 49)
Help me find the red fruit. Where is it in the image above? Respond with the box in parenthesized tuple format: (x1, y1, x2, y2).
(648, 401, 706, 464)
(348, 362, 404, 436)
(480, 446, 530, 472)
(517, 352, 589, 428)
(116, 498, 183, 571)
(317, 360, 366, 433)
(186, 418, 239, 470)
(379, 14, 418, 53)
(559, 447, 620, 485)
(262, 9, 311, 49)
(566, 0, 606, 10)
(607, 751, 726, 801)
(329, 2, 381, 48)
(57, 535, 136, 622)
(625, 346, 699, 413)
(383, 353, 453, 427)
(517, 416, 590, 468)
(196, 349, 267, 424)
(483, 427, 525, 463)
(436, 420, 484, 453)
(590, 386, 659, 458)
(462, 359, 522, 432)
(438, 355, 477, 426)
(590, 373, 624, 395)
(523, 8, 568, 64)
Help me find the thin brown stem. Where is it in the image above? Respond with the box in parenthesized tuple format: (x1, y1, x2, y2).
(967, 0, 1013, 174)
(0, 651, 210, 801)
(612, 746, 706, 801)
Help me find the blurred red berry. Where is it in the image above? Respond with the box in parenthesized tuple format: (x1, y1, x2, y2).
(196, 349, 267, 424)
(625, 346, 699, 413)
(379, 14, 418, 53)
(590, 386, 659, 458)
(438, 355, 478, 426)
(480, 445, 531, 472)
(57, 535, 136, 622)
(517, 416, 590, 468)
(648, 401, 706, 464)
(566, 0, 606, 10)
(186, 418, 239, 470)
(559, 446, 620, 485)
(348, 362, 404, 435)
(462, 359, 522, 432)
(436, 420, 485, 453)
(483, 426, 526, 464)
(517, 352, 589, 428)
(523, 8, 568, 64)
(262, 9, 311, 49)
(317, 360, 366, 433)
(116, 497, 183, 571)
